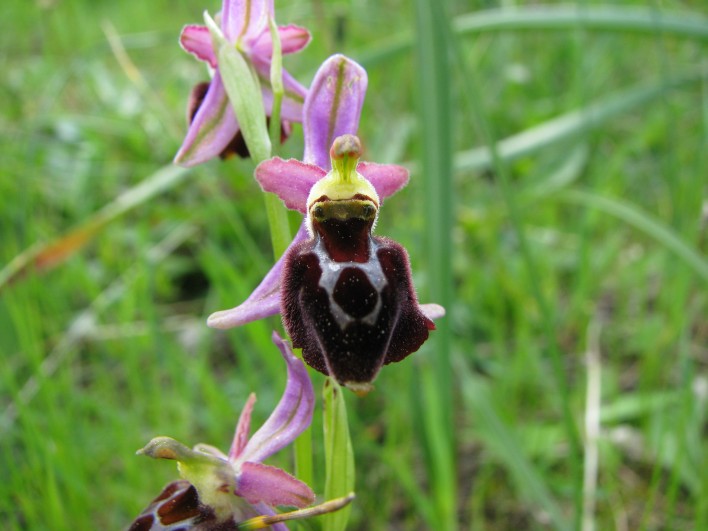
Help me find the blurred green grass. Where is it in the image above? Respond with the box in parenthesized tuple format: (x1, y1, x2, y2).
(1, 0, 707, 529)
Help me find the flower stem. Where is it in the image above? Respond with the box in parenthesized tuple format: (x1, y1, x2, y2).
(208, 7, 319, 518)
(263, 19, 291, 258)
(267, 16, 284, 157)
(322, 378, 355, 531)
(265, 16, 313, 492)
(263, 193, 291, 258)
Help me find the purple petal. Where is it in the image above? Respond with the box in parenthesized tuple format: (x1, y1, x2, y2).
(228, 393, 256, 461)
(303, 55, 368, 170)
(249, 24, 312, 57)
(206, 277, 280, 329)
(222, 0, 274, 43)
(206, 225, 308, 329)
(236, 462, 315, 508)
(174, 72, 240, 167)
(357, 161, 410, 201)
(420, 303, 446, 321)
(238, 331, 314, 464)
(179, 25, 217, 68)
(255, 158, 326, 213)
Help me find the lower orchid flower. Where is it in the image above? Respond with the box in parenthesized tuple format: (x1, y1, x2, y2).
(129, 332, 326, 530)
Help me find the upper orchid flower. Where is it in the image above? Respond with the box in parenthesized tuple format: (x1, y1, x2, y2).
(206, 55, 444, 392)
(207, 54, 417, 331)
(277, 135, 444, 393)
(129, 332, 315, 530)
(175, 0, 311, 166)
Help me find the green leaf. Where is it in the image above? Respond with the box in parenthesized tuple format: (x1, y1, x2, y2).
(413, 0, 457, 528)
(322, 378, 355, 531)
(458, 363, 571, 531)
(454, 72, 704, 172)
(358, 6, 708, 67)
(558, 189, 708, 283)
(0, 164, 190, 290)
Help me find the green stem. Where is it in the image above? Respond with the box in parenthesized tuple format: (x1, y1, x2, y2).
(263, 193, 291, 258)
(211, 9, 309, 490)
(322, 378, 355, 531)
(263, 37, 291, 259)
(263, 16, 313, 493)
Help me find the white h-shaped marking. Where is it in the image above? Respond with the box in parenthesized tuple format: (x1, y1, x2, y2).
(314, 239, 388, 330)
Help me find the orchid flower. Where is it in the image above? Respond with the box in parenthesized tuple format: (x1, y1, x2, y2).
(278, 134, 444, 392)
(129, 332, 315, 530)
(207, 54, 425, 330)
(175, 0, 310, 166)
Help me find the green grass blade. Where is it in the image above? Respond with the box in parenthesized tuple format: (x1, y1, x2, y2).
(558, 189, 708, 283)
(447, 10, 586, 520)
(457, 358, 571, 531)
(413, 0, 456, 528)
(359, 5, 708, 67)
(452, 6, 708, 40)
(455, 72, 705, 172)
(0, 164, 190, 290)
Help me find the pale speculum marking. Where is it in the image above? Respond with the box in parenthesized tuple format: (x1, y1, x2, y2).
(314, 238, 388, 330)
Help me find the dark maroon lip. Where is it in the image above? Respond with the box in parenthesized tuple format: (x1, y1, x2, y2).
(281, 233, 435, 391)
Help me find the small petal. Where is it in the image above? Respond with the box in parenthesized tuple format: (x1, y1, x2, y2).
(206, 288, 280, 329)
(206, 226, 310, 329)
(229, 393, 257, 461)
(249, 24, 312, 57)
(420, 303, 446, 321)
(356, 162, 410, 201)
(303, 55, 368, 169)
(255, 158, 326, 213)
(238, 331, 314, 463)
(222, 0, 274, 43)
(174, 73, 240, 167)
(179, 25, 217, 67)
(236, 462, 315, 508)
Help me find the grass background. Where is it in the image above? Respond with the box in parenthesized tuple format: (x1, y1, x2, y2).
(1, 0, 706, 529)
